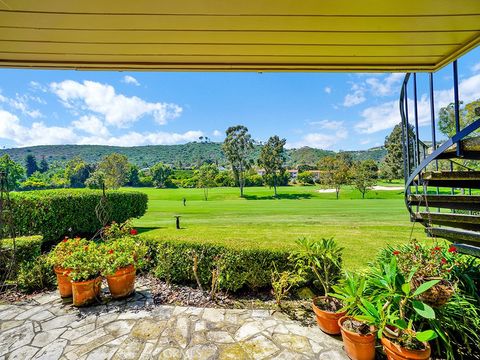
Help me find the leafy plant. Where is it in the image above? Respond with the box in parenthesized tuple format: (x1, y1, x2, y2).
(271, 263, 305, 307)
(17, 255, 56, 293)
(293, 237, 343, 295)
(62, 239, 102, 282)
(100, 236, 148, 276)
(330, 271, 367, 315)
(47, 236, 83, 268)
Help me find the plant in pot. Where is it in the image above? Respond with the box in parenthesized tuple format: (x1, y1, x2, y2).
(293, 237, 344, 334)
(47, 237, 83, 298)
(332, 272, 376, 360)
(100, 235, 147, 299)
(63, 239, 102, 307)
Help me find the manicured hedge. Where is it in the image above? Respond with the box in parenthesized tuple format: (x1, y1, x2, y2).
(10, 189, 148, 243)
(0, 236, 42, 281)
(152, 239, 311, 292)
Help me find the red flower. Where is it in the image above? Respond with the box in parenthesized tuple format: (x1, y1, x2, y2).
(108, 249, 114, 254)
(433, 246, 441, 252)
(393, 250, 400, 256)
(441, 258, 447, 264)
(62, 239, 68, 243)
(130, 229, 138, 235)
(448, 246, 457, 253)
(414, 245, 420, 250)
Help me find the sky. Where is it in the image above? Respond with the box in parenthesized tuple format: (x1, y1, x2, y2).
(0, 46, 479, 151)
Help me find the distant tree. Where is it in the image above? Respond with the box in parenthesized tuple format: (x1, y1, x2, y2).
(438, 99, 480, 138)
(297, 171, 314, 185)
(214, 171, 235, 187)
(297, 164, 316, 173)
(258, 135, 286, 196)
(222, 125, 254, 197)
(85, 170, 106, 189)
(65, 157, 92, 188)
(352, 160, 378, 199)
(196, 163, 219, 200)
(96, 153, 129, 189)
(382, 123, 407, 182)
(39, 156, 49, 173)
(151, 162, 172, 188)
(318, 155, 351, 199)
(127, 164, 141, 187)
(0, 154, 25, 190)
(25, 154, 39, 177)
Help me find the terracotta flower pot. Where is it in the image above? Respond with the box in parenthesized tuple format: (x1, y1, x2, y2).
(54, 267, 73, 298)
(106, 264, 136, 299)
(311, 296, 346, 335)
(338, 316, 376, 360)
(71, 277, 102, 307)
(381, 336, 431, 360)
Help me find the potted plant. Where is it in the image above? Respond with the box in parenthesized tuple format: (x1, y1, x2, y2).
(63, 239, 102, 307)
(294, 237, 344, 334)
(332, 273, 376, 360)
(101, 234, 147, 299)
(47, 237, 81, 298)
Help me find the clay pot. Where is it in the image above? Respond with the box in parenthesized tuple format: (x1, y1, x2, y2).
(54, 267, 72, 298)
(311, 296, 346, 335)
(338, 316, 376, 360)
(71, 277, 102, 307)
(381, 336, 431, 360)
(106, 264, 136, 299)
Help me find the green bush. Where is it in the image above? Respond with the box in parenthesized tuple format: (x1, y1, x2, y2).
(152, 240, 308, 292)
(0, 236, 42, 281)
(10, 189, 148, 243)
(17, 255, 56, 293)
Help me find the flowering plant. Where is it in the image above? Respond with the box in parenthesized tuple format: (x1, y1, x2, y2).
(62, 239, 102, 282)
(100, 236, 147, 276)
(47, 237, 83, 269)
(103, 220, 138, 240)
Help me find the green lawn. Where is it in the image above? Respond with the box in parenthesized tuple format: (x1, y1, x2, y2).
(132, 185, 428, 270)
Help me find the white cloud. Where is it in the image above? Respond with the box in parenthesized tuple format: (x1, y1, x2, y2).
(324, 86, 332, 94)
(29, 81, 48, 93)
(122, 75, 140, 86)
(212, 129, 222, 137)
(355, 73, 480, 134)
(77, 130, 204, 146)
(343, 85, 366, 107)
(0, 93, 43, 118)
(72, 115, 110, 137)
(472, 62, 480, 73)
(365, 73, 404, 96)
(50, 80, 182, 128)
(288, 120, 348, 149)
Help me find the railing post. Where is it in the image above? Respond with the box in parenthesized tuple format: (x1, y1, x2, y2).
(413, 73, 420, 167)
(404, 82, 411, 177)
(453, 60, 462, 157)
(429, 73, 440, 201)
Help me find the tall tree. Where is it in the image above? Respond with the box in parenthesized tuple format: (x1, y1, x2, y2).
(258, 135, 286, 196)
(127, 164, 141, 187)
(352, 160, 378, 199)
(96, 153, 129, 189)
(318, 155, 351, 199)
(65, 157, 92, 188)
(25, 154, 38, 177)
(38, 156, 49, 173)
(438, 99, 480, 138)
(222, 125, 254, 197)
(196, 163, 219, 200)
(0, 154, 25, 191)
(382, 123, 405, 182)
(150, 162, 172, 188)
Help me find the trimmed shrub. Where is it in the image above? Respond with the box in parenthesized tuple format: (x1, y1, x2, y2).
(17, 255, 56, 293)
(0, 236, 43, 282)
(10, 189, 148, 243)
(152, 240, 309, 292)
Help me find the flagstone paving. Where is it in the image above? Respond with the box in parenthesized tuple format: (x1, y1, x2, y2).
(0, 287, 348, 360)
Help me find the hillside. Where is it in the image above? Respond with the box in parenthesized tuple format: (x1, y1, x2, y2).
(2, 143, 386, 168)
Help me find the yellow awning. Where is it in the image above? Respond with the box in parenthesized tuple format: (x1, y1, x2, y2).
(0, 0, 479, 72)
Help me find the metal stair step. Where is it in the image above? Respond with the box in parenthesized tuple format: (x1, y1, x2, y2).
(426, 227, 480, 245)
(408, 195, 480, 211)
(451, 243, 480, 258)
(414, 212, 480, 231)
(420, 171, 480, 188)
(437, 137, 480, 160)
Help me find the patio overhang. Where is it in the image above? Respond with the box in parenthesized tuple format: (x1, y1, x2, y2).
(0, 0, 479, 72)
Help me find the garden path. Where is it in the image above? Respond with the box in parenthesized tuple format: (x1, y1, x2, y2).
(0, 286, 347, 360)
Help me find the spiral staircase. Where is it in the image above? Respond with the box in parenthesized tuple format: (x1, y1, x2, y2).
(400, 62, 480, 257)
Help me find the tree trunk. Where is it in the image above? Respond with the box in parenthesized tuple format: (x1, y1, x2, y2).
(336, 188, 339, 200)
(273, 176, 277, 197)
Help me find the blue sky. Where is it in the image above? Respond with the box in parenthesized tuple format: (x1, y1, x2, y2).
(0, 46, 479, 151)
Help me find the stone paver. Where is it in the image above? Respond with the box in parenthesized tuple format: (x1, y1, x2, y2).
(0, 287, 347, 360)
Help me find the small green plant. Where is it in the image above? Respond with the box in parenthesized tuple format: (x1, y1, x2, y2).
(17, 255, 56, 293)
(103, 220, 138, 240)
(330, 271, 367, 315)
(293, 237, 343, 295)
(100, 236, 147, 276)
(271, 263, 305, 307)
(47, 236, 83, 269)
(62, 239, 102, 282)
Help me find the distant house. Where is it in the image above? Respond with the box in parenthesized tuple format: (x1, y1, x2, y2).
(287, 169, 298, 179)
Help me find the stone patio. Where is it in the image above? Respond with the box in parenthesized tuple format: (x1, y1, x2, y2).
(0, 286, 348, 360)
